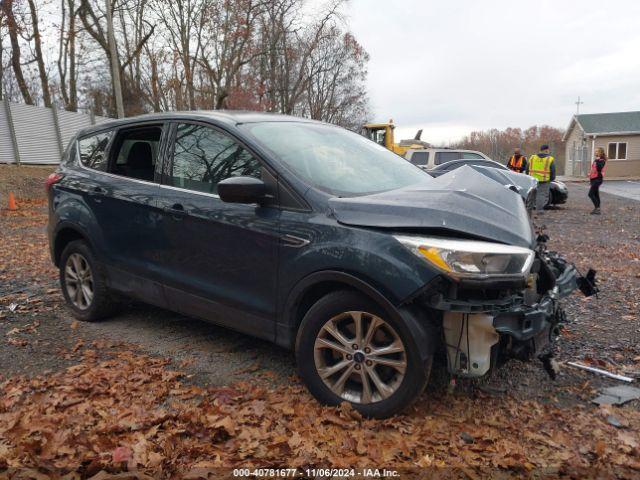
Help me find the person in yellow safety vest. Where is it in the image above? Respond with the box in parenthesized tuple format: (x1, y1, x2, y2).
(507, 148, 528, 173)
(527, 144, 556, 213)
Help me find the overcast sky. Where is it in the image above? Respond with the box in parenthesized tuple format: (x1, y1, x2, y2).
(344, 0, 640, 144)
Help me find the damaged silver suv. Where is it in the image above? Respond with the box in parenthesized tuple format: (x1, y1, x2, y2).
(48, 112, 595, 419)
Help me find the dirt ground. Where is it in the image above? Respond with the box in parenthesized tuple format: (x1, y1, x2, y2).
(0, 165, 53, 200)
(1, 165, 639, 478)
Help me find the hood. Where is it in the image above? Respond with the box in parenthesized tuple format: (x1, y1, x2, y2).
(329, 166, 534, 248)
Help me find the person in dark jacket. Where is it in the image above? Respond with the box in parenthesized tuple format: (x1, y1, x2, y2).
(588, 147, 607, 214)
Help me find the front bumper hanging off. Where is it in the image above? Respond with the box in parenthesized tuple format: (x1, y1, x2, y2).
(418, 249, 590, 378)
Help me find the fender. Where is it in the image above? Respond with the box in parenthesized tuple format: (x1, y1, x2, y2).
(281, 270, 437, 368)
(50, 193, 106, 265)
(51, 221, 96, 266)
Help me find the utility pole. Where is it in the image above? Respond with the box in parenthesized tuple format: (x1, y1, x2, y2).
(575, 96, 583, 115)
(105, 0, 124, 118)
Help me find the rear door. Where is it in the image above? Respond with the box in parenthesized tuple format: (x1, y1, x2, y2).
(156, 121, 280, 339)
(77, 122, 169, 306)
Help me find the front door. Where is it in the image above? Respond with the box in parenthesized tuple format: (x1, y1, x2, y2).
(156, 122, 280, 339)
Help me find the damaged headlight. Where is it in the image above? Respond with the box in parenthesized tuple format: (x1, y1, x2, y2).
(394, 235, 534, 279)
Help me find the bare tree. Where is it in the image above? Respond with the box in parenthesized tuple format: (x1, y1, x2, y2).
(57, 0, 79, 110)
(198, 0, 265, 109)
(151, 0, 206, 110)
(26, 0, 51, 106)
(305, 31, 370, 129)
(0, 0, 34, 104)
(4, 0, 371, 127)
(105, 0, 124, 116)
(78, 0, 154, 115)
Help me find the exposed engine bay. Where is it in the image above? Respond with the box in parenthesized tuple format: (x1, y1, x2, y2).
(415, 235, 597, 378)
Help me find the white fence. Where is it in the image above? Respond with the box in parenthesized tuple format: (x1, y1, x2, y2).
(0, 100, 109, 165)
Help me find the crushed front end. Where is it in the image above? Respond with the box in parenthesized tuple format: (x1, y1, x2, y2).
(400, 236, 592, 379)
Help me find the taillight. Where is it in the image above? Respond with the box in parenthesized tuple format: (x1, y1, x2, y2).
(45, 172, 63, 192)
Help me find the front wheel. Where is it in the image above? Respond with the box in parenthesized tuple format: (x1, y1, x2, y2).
(296, 290, 431, 418)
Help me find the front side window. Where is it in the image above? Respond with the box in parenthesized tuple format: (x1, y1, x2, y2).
(169, 123, 262, 194)
(78, 131, 112, 171)
(462, 152, 484, 159)
(608, 142, 627, 160)
(243, 122, 431, 197)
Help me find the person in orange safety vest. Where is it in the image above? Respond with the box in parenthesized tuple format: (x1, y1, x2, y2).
(507, 148, 527, 173)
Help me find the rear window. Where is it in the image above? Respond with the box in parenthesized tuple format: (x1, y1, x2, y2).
(78, 131, 113, 171)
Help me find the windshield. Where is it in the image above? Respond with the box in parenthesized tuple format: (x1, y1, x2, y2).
(242, 122, 431, 196)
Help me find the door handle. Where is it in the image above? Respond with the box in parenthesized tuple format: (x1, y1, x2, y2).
(163, 203, 187, 219)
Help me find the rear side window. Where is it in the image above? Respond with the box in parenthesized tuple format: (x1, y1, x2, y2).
(79, 132, 112, 171)
(109, 125, 163, 182)
(462, 152, 484, 159)
(409, 151, 429, 166)
(62, 138, 78, 165)
(169, 123, 262, 194)
(434, 151, 465, 165)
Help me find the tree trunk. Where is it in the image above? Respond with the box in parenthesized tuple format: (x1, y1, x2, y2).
(68, 0, 78, 111)
(105, 0, 124, 117)
(0, 27, 4, 101)
(27, 0, 51, 107)
(1, 0, 34, 105)
(57, 0, 70, 106)
(150, 56, 161, 111)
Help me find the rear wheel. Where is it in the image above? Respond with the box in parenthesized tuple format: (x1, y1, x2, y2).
(296, 290, 431, 418)
(59, 240, 118, 321)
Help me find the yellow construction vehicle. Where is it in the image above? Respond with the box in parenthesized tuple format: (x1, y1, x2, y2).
(361, 119, 430, 156)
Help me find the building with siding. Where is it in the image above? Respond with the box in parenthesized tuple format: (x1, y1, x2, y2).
(564, 111, 640, 177)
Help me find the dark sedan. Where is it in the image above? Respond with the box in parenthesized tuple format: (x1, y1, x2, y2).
(426, 158, 568, 207)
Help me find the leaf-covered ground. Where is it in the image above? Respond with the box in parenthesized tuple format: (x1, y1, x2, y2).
(1, 344, 638, 479)
(1, 168, 639, 479)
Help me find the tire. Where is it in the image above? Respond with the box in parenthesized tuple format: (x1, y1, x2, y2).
(547, 187, 557, 207)
(59, 240, 118, 322)
(295, 290, 431, 418)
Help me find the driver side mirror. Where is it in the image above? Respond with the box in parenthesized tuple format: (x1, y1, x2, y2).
(218, 176, 267, 204)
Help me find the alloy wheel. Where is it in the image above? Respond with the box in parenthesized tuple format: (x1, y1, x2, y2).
(64, 253, 94, 310)
(313, 311, 407, 404)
